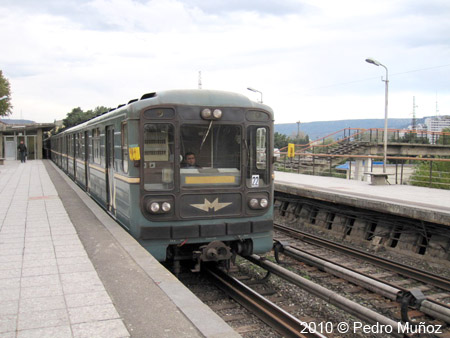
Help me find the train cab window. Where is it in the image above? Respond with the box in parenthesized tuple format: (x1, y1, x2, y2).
(246, 126, 269, 188)
(180, 124, 241, 188)
(143, 123, 174, 190)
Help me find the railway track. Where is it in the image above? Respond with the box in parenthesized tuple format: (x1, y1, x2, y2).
(274, 222, 450, 293)
(271, 222, 450, 335)
(175, 222, 450, 337)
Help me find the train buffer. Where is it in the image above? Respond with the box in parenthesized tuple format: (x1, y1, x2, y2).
(365, 172, 389, 185)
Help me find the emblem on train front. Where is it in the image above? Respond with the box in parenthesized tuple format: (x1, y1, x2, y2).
(190, 198, 232, 212)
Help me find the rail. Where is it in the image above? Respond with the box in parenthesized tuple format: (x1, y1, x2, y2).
(245, 254, 406, 338)
(205, 265, 324, 338)
(274, 223, 450, 292)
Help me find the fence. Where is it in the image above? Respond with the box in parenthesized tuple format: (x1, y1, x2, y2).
(275, 153, 450, 189)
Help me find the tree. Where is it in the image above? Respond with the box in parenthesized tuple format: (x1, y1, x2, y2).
(61, 106, 111, 130)
(437, 127, 450, 145)
(0, 70, 13, 117)
(274, 132, 310, 149)
(62, 107, 86, 129)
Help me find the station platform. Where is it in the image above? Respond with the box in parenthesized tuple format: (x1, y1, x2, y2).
(275, 171, 450, 226)
(0, 160, 240, 338)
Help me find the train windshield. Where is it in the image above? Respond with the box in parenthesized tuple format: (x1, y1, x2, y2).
(180, 124, 241, 188)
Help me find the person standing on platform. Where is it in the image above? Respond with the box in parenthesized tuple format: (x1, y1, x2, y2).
(18, 140, 27, 163)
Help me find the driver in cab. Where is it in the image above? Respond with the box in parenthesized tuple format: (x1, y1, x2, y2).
(182, 152, 201, 168)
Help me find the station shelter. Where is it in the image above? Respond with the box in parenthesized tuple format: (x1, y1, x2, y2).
(0, 119, 55, 160)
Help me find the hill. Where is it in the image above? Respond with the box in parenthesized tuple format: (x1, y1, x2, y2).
(275, 118, 416, 140)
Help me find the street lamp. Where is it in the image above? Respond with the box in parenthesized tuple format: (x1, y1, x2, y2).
(0, 95, 8, 101)
(296, 120, 301, 140)
(366, 58, 389, 173)
(247, 87, 263, 103)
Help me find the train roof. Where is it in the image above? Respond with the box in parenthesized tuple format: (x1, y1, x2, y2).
(56, 89, 273, 135)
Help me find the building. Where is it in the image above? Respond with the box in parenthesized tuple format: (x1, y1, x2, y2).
(0, 119, 55, 160)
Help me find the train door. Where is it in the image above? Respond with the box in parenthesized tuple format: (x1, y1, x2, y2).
(84, 131, 89, 191)
(105, 126, 115, 213)
(73, 134, 77, 180)
(65, 135, 69, 172)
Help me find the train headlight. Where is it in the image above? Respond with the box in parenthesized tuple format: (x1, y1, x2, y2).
(249, 198, 259, 209)
(213, 109, 222, 119)
(150, 202, 160, 213)
(259, 198, 269, 208)
(201, 108, 212, 119)
(161, 202, 171, 212)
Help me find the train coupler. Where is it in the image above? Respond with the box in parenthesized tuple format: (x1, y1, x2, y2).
(191, 241, 233, 272)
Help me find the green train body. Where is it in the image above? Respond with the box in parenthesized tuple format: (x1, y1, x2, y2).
(50, 89, 274, 266)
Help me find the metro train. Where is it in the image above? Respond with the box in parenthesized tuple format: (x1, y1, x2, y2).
(49, 89, 274, 270)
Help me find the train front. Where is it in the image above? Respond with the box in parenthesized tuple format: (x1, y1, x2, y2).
(136, 90, 274, 269)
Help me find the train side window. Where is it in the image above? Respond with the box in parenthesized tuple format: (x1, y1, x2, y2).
(121, 122, 128, 173)
(92, 128, 101, 164)
(143, 123, 174, 190)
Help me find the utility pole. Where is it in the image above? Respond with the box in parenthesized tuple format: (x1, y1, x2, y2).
(412, 96, 418, 131)
(198, 71, 202, 89)
(296, 121, 301, 141)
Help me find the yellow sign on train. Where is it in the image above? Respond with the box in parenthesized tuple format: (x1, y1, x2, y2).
(287, 143, 295, 158)
(129, 146, 141, 161)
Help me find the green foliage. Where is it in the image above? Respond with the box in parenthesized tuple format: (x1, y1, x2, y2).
(61, 106, 110, 130)
(436, 127, 450, 145)
(410, 160, 450, 190)
(398, 132, 430, 144)
(0, 70, 13, 116)
(274, 132, 309, 149)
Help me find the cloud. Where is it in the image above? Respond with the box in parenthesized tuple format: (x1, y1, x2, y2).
(0, 0, 449, 124)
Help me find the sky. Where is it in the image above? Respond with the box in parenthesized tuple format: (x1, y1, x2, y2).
(1, 0, 449, 124)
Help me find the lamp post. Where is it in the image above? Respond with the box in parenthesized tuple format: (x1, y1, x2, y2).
(247, 87, 263, 103)
(366, 58, 389, 173)
(296, 120, 301, 141)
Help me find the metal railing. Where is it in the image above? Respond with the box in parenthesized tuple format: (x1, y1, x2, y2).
(276, 128, 450, 189)
(275, 153, 450, 190)
(280, 128, 450, 155)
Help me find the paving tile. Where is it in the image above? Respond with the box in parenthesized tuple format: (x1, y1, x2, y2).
(61, 281, 105, 295)
(20, 274, 61, 288)
(0, 288, 20, 301)
(0, 278, 20, 290)
(55, 250, 88, 259)
(0, 300, 19, 315)
(57, 256, 91, 266)
(0, 314, 17, 334)
(65, 290, 112, 308)
(60, 271, 102, 285)
(19, 295, 66, 313)
(68, 303, 120, 324)
(22, 265, 59, 277)
(58, 262, 95, 274)
(17, 325, 73, 338)
(21, 284, 63, 299)
(0, 261, 22, 270)
(23, 252, 55, 261)
(0, 254, 22, 262)
(17, 308, 70, 330)
(72, 319, 130, 338)
(0, 269, 21, 279)
(22, 257, 57, 268)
